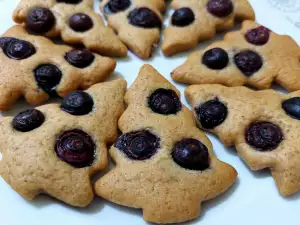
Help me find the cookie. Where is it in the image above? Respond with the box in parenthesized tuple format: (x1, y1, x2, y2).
(162, 0, 255, 56)
(94, 65, 237, 224)
(172, 20, 300, 91)
(0, 25, 116, 111)
(100, 0, 165, 59)
(13, 0, 127, 57)
(186, 84, 300, 196)
(0, 79, 126, 207)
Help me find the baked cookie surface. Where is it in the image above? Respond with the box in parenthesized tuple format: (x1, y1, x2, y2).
(13, 0, 127, 57)
(0, 79, 126, 207)
(95, 65, 237, 224)
(100, 0, 165, 59)
(163, 0, 255, 56)
(186, 84, 300, 196)
(0, 25, 116, 111)
(172, 20, 300, 91)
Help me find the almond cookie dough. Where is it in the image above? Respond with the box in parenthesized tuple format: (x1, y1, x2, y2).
(94, 65, 237, 224)
(186, 84, 300, 196)
(100, 0, 165, 59)
(0, 25, 116, 111)
(13, 0, 127, 57)
(162, 0, 255, 56)
(172, 20, 300, 91)
(0, 79, 126, 207)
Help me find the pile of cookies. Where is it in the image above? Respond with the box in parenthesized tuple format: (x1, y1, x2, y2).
(0, 0, 299, 224)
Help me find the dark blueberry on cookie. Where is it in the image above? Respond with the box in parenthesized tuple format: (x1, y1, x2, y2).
(245, 26, 270, 45)
(61, 91, 94, 115)
(69, 13, 93, 32)
(282, 97, 300, 120)
(128, 7, 162, 29)
(207, 0, 234, 18)
(195, 99, 228, 129)
(171, 8, 195, 27)
(104, 0, 131, 14)
(3, 39, 36, 60)
(65, 49, 95, 68)
(55, 129, 95, 168)
(172, 138, 210, 171)
(202, 47, 229, 70)
(0, 37, 17, 49)
(56, 0, 82, 3)
(34, 64, 62, 95)
(12, 109, 45, 132)
(26, 8, 55, 33)
(246, 121, 283, 151)
(115, 130, 160, 160)
(234, 50, 263, 76)
(148, 89, 182, 115)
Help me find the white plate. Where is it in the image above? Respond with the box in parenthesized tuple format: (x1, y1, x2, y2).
(0, 0, 300, 224)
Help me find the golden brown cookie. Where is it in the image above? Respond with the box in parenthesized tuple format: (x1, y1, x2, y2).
(186, 84, 300, 196)
(13, 0, 127, 57)
(100, 0, 165, 59)
(0, 79, 126, 207)
(95, 65, 237, 224)
(0, 25, 116, 111)
(172, 20, 300, 91)
(162, 0, 255, 56)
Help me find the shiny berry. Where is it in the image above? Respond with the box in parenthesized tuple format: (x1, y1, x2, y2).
(246, 121, 283, 151)
(104, 0, 131, 14)
(202, 47, 229, 70)
(34, 64, 62, 95)
(26, 8, 55, 33)
(207, 0, 233, 18)
(148, 89, 182, 115)
(2, 38, 36, 60)
(172, 138, 210, 171)
(234, 50, 263, 76)
(128, 7, 162, 28)
(115, 130, 160, 160)
(245, 26, 270, 46)
(65, 49, 95, 68)
(171, 8, 195, 27)
(12, 109, 45, 132)
(55, 129, 95, 168)
(282, 97, 300, 120)
(195, 99, 228, 129)
(61, 91, 94, 116)
(69, 13, 93, 32)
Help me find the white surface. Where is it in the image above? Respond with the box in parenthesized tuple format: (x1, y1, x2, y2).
(0, 0, 300, 224)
